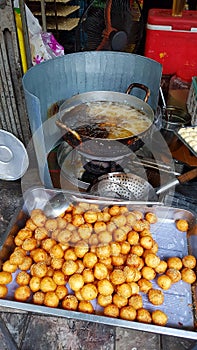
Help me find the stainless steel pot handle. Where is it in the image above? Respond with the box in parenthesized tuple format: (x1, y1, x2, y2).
(125, 83, 151, 103)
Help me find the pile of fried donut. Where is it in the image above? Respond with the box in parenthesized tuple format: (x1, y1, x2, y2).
(0, 202, 196, 327)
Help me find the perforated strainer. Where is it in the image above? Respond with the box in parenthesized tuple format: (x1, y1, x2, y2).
(89, 169, 197, 201)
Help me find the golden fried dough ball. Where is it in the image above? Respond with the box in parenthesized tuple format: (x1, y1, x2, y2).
(50, 244, 64, 259)
(62, 260, 78, 276)
(96, 245, 111, 260)
(14, 285, 31, 301)
(69, 231, 81, 245)
(56, 217, 67, 229)
(152, 310, 168, 326)
(34, 227, 49, 241)
(106, 221, 116, 233)
(64, 248, 77, 261)
(46, 266, 54, 277)
(72, 214, 85, 227)
(55, 285, 68, 300)
(113, 294, 128, 308)
(111, 214, 127, 228)
(182, 255, 196, 269)
(22, 237, 37, 251)
(31, 209, 46, 227)
(74, 241, 89, 259)
(133, 220, 149, 233)
(68, 273, 84, 292)
(148, 288, 164, 305)
(145, 212, 158, 224)
(75, 260, 85, 274)
(51, 258, 64, 270)
(167, 257, 182, 270)
(141, 266, 156, 280)
(131, 244, 144, 257)
(132, 210, 144, 220)
(127, 231, 139, 245)
(150, 240, 159, 254)
(94, 262, 108, 280)
(111, 254, 126, 267)
(44, 291, 59, 308)
(116, 283, 132, 299)
(30, 262, 48, 278)
(14, 236, 23, 246)
(104, 304, 119, 318)
(29, 276, 41, 292)
(110, 242, 121, 256)
(129, 282, 140, 295)
(10, 250, 25, 266)
(52, 270, 67, 285)
(17, 228, 33, 241)
(0, 271, 12, 285)
(75, 290, 84, 301)
(33, 291, 45, 305)
(2, 260, 17, 273)
(26, 218, 37, 231)
(57, 229, 71, 244)
(97, 212, 111, 222)
(82, 269, 95, 283)
(83, 252, 98, 268)
(123, 266, 141, 283)
(78, 300, 94, 314)
(109, 205, 121, 216)
(98, 294, 112, 307)
(140, 229, 152, 237)
(80, 283, 98, 300)
(145, 253, 160, 268)
(126, 212, 137, 227)
(166, 268, 181, 283)
(97, 279, 114, 296)
(138, 278, 152, 293)
(113, 228, 127, 242)
(157, 275, 172, 290)
(176, 219, 189, 232)
(45, 219, 58, 232)
(40, 276, 57, 292)
(41, 238, 56, 252)
(88, 234, 99, 247)
(136, 308, 152, 324)
(78, 223, 93, 240)
(128, 294, 143, 310)
(110, 269, 125, 285)
(0, 285, 8, 298)
(30, 248, 48, 263)
(181, 268, 196, 284)
(140, 236, 154, 250)
(120, 306, 136, 321)
(98, 231, 112, 245)
(94, 221, 106, 234)
(126, 254, 143, 270)
(16, 271, 30, 286)
(99, 257, 112, 271)
(62, 295, 79, 310)
(155, 260, 168, 274)
(120, 241, 131, 255)
(83, 211, 97, 224)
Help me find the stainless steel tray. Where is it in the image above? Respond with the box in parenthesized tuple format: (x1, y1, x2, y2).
(0, 187, 197, 340)
(175, 126, 197, 158)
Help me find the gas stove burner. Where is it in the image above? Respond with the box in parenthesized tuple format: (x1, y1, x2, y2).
(81, 160, 125, 186)
(57, 142, 148, 191)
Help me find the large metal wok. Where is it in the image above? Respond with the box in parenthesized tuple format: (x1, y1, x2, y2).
(56, 83, 156, 159)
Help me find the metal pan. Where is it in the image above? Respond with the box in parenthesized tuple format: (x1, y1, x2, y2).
(89, 168, 197, 201)
(56, 83, 157, 158)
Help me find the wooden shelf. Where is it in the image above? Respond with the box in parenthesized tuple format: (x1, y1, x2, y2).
(46, 17, 80, 30)
(33, 5, 80, 17)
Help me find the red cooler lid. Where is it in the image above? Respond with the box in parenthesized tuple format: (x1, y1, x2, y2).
(147, 9, 197, 31)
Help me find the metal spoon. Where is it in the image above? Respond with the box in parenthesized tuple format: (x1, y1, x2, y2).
(43, 192, 70, 218)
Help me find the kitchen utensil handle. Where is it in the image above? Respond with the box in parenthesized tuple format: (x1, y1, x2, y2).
(178, 168, 197, 184)
(125, 83, 151, 103)
(56, 119, 82, 142)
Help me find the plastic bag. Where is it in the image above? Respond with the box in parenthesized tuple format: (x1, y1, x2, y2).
(31, 32, 64, 65)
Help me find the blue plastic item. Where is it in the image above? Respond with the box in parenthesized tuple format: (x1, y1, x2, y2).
(22, 51, 162, 188)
